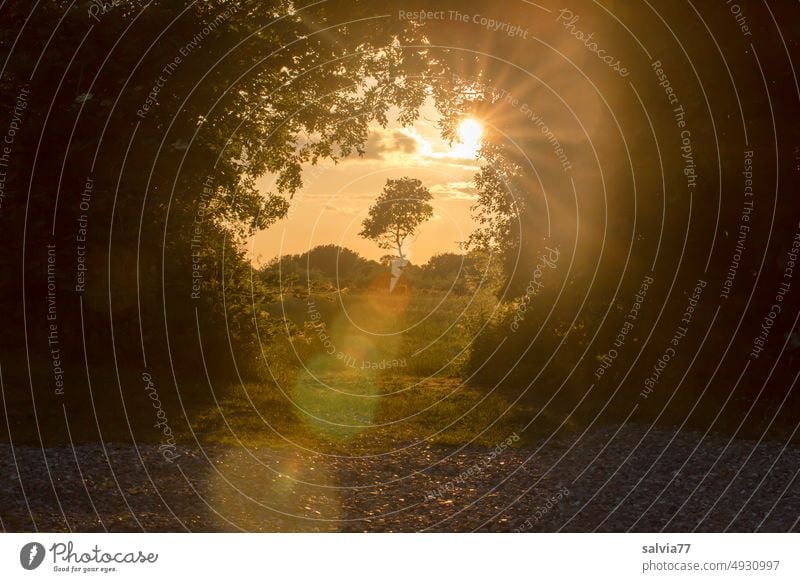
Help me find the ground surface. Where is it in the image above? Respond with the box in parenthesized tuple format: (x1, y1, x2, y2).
(2, 424, 798, 532)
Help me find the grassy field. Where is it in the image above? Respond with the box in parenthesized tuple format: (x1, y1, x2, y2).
(189, 288, 529, 453)
(190, 372, 525, 453)
(0, 287, 569, 450)
(260, 287, 496, 375)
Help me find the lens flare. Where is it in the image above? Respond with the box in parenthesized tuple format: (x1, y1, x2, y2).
(455, 118, 483, 158)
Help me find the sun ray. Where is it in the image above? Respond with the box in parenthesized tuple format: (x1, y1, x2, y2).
(453, 118, 483, 158)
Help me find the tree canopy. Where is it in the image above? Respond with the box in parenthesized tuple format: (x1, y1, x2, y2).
(0, 0, 473, 411)
(359, 177, 433, 259)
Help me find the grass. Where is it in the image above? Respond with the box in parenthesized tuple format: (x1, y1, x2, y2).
(188, 288, 530, 453)
(0, 289, 559, 450)
(262, 288, 483, 376)
(188, 371, 526, 454)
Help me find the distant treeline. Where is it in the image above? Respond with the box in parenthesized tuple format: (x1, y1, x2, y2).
(260, 244, 484, 295)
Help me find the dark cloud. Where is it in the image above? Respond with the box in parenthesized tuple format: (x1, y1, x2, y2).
(392, 130, 417, 153)
(357, 129, 418, 160)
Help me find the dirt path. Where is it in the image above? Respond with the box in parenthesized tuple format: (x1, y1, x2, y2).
(1, 424, 798, 532)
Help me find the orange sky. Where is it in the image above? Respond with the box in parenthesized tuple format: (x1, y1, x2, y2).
(248, 98, 482, 265)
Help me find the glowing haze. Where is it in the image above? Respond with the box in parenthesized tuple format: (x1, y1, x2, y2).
(248, 100, 483, 266)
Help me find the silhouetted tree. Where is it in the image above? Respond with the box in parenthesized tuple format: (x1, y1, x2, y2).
(359, 178, 433, 260)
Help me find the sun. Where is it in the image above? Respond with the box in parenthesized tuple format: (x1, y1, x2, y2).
(454, 118, 483, 158)
(458, 118, 482, 143)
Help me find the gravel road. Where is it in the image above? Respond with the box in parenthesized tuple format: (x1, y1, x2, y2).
(2, 424, 798, 532)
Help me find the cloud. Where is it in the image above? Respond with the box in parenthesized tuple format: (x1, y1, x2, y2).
(358, 128, 420, 160)
(323, 198, 369, 214)
(339, 123, 482, 171)
(430, 181, 478, 201)
(392, 130, 418, 153)
(359, 131, 390, 160)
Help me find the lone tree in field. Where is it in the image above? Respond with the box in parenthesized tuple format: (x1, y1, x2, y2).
(359, 178, 433, 260)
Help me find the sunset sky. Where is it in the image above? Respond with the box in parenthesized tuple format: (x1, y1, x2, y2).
(248, 97, 483, 265)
